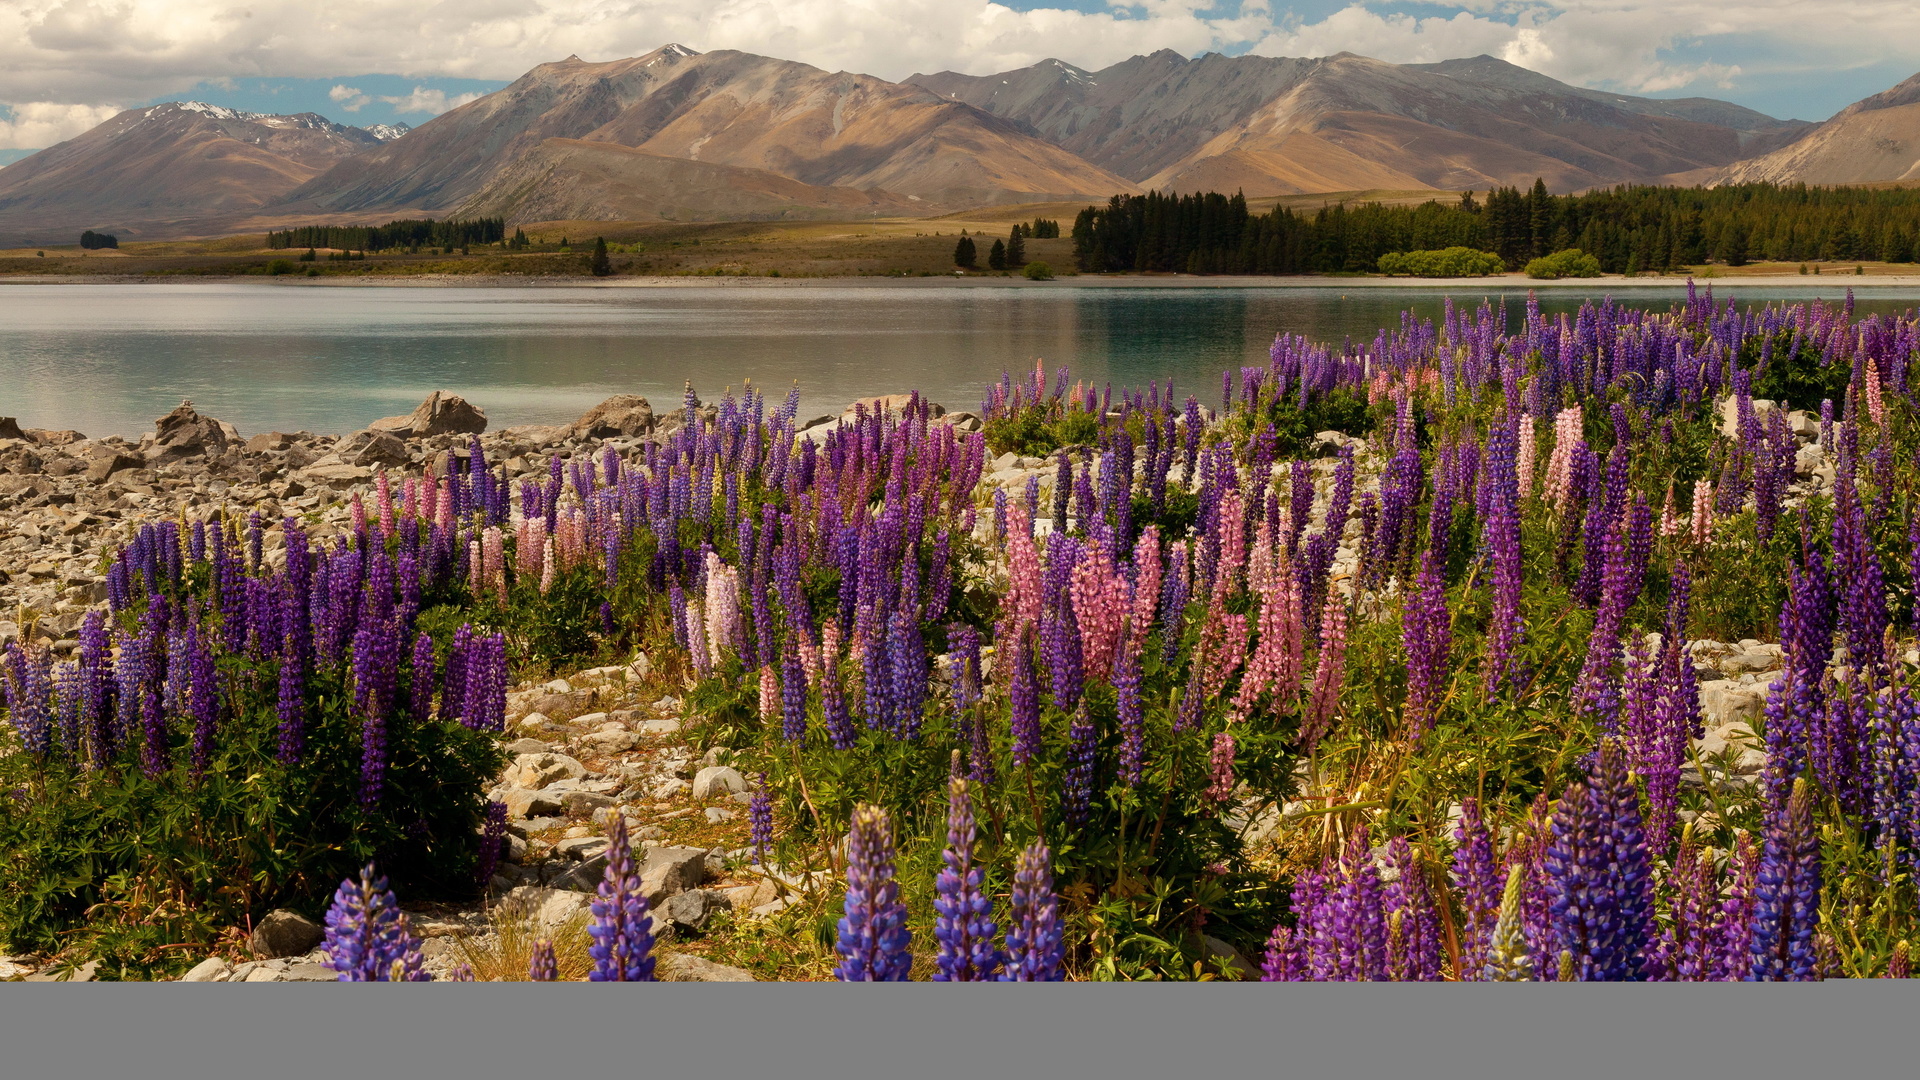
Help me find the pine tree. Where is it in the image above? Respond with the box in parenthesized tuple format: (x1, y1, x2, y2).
(988, 239, 1007, 271)
(1006, 227, 1026, 268)
(591, 236, 612, 277)
(1529, 179, 1554, 260)
(953, 236, 977, 268)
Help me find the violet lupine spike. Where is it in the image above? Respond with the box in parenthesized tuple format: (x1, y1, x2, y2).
(835, 804, 913, 981)
(273, 652, 307, 766)
(1452, 797, 1501, 976)
(1261, 924, 1302, 981)
(1113, 622, 1145, 787)
(933, 778, 1003, 982)
(1544, 743, 1654, 981)
(186, 622, 220, 779)
(477, 801, 508, 895)
(1001, 840, 1064, 981)
(1747, 779, 1823, 982)
(1401, 548, 1451, 738)
(1062, 707, 1097, 830)
(323, 863, 429, 981)
(1665, 829, 1720, 982)
(588, 815, 658, 981)
(749, 781, 774, 866)
(528, 939, 559, 982)
(1329, 827, 1388, 980)
(1384, 836, 1442, 981)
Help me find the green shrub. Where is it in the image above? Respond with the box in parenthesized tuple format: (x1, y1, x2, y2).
(1024, 261, 1055, 281)
(266, 259, 296, 276)
(1376, 247, 1505, 277)
(0, 656, 501, 970)
(1524, 249, 1602, 279)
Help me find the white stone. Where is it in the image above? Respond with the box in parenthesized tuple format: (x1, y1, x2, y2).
(180, 957, 231, 982)
(692, 766, 747, 799)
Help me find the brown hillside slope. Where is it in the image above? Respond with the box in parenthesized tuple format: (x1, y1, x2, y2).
(912, 51, 1809, 195)
(289, 45, 1136, 214)
(449, 139, 928, 222)
(0, 103, 396, 243)
(1706, 72, 1920, 185)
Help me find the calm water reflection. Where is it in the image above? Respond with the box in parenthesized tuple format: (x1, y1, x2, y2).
(4, 281, 1916, 437)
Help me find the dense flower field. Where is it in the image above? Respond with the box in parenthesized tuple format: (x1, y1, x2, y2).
(6, 283, 1920, 981)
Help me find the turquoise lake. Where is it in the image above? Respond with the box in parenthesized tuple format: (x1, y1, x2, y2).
(4, 280, 1917, 438)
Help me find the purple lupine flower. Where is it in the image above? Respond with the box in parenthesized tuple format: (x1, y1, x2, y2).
(1040, 607, 1084, 713)
(835, 804, 912, 981)
(780, 639, 808, 743)
(323, 864, 429, 981)
(1062, 706, 1097, 830)
(886, 608, 926, 740)
(1401, 548, 1451, 737)
(1384, 836, 1441, 981)
(749, 781, 774, 866)
(186, 622, 220, 779)
(1001, 840, 1064, 981)
(275, 653, 306, 765)
(588, 815, 657, 981)
(1481, 420, 1525, 695)
(1261, 924, 1302, 981)
(477, 800, 508, 895)
(1544, 743, 1654, 980)
(528, 939, 558, 982)
(933, 778, 1002, 981)
(820, 651, 856, 750)
(2, 642, 54, 756)
(1664, 832, 1720, 981)
(77, 611, 114, 767)
(1113, 626, 1144, 787)
(1452, 797, 1501, 975)
(1328, 828, 1388, 980)
(1747, 779, 1823, 981)
(408, 631, 436, 720)
(1710, 833, 1761, 981)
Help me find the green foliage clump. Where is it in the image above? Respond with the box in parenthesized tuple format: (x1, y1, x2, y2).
(1376, 247, 1505, 277)
(0, 659, 501, 973)
(1524, 249, 1602, 279)
(1024, 260, 1055, 281)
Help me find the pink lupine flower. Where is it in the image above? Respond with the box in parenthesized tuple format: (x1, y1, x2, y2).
(1690, 479, 1714, 546)
(1542, 406, 1584, 514)
(1516, 414, 1537, 498)
(1130, 526, 1162, 650)
(1300, 589, 1350, 752)
(1004, 506, 1043, 632)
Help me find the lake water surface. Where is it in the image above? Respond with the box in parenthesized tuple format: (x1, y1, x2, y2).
(5, 281, 1918, 438)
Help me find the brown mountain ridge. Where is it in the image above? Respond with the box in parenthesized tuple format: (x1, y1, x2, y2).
(6, 44, 1920, 246)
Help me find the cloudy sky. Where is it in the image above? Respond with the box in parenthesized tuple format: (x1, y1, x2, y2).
(2, 0, 1917, 154)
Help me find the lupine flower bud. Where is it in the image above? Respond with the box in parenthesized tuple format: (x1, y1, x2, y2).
(933, 779, 1002, 981)
(529, 940, 558, 982)
(836, 804, 912, 981)
(1747, 779, 1822, 981)
(323, 864, 429, 981)
(1002, 840, 1064, 981)
(588, 816, 657, 981)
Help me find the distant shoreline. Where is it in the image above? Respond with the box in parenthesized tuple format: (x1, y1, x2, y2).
(6, 271, 1920, 290)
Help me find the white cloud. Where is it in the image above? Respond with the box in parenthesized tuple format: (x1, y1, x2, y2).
(328, 84, 371, 112)
(0, 1, 1915, 122)
(376, 87, 485, 115)
(0, 101, 122, 149)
